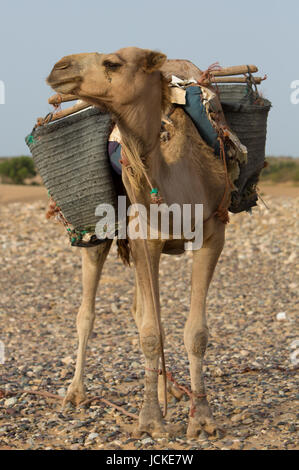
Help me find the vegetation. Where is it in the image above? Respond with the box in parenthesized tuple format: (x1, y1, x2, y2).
(0, 155, 298, 185)
(0, 156, 37, 185)
(260, 157, 299, 184)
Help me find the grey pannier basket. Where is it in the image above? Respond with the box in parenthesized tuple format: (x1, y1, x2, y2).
(26, 107, 117, 246)
(218, 84, 272, 213)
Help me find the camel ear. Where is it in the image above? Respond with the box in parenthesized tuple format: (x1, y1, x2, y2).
(143, 51, 167, 73)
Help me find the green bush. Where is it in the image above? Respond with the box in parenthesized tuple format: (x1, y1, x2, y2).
(0, 156, 36, 184)
(260, 158, 299, 183)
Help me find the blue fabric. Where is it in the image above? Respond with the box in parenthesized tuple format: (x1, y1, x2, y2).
(184, 86, 220, 155)
(108, 142, 122, 175)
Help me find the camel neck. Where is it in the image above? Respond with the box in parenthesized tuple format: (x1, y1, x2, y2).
(116, 104, 161, 155)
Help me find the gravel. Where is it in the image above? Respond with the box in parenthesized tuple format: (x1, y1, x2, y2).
(0, 195, 298, 450)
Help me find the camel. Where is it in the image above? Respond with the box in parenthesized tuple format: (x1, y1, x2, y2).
(47, 47, 231, 438)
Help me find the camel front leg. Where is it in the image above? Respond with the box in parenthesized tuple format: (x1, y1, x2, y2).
(131, 272, 143, 330)
(184, 222, 225, 437)
(130, 239, 167, 438)
(63, 240, 112, 407)
(132, 274, 183, 404)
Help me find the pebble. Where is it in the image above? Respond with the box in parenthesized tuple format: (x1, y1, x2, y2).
(4, 397, 17, 407)
(290, 340, 299, 350)
(142, 438, 155, 445)
(290, 351, 299, 366)
(288, 425, 296, 433)
(276, 312, 287, 321)
(87, 432, 99, 441)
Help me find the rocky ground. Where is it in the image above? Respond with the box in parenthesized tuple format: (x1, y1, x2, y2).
(0, 193, 298, 450)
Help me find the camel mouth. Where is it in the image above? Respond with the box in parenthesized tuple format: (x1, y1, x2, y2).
(47, 77, 82, 94)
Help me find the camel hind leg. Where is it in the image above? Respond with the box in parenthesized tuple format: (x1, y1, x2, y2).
(63, 240, 112, 407)
(184, 221, 225, 437)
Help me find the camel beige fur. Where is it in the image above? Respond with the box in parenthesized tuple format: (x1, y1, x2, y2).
(47, 47, 231, 438)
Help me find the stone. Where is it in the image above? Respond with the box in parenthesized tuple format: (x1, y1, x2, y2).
(4, 397, 17, 407)
(276, 312, 287, 321)
(87, 432, 99, 441)
(142, 437, 154, 445)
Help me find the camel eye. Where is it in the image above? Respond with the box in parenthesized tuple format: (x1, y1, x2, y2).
(103, 60, 122, 71)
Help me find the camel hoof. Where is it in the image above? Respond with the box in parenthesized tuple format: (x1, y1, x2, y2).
(133, 423, 169, 439)
(186, 396, 225, 439)
(132, 430, 147, 439)
(62, 386, 87, 408)
(187, 417, 224, 439)
(134, 400, 170, 439)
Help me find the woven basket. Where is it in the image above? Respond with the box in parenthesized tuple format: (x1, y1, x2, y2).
(218, 84, 271, 213)
(26, 107, 117, 244)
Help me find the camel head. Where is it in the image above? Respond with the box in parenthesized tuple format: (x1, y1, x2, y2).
(47, 47, 167, 112)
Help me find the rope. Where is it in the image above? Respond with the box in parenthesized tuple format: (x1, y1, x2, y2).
(185, 71, 232, 225)
(0, 387, 138, 421)
(197, 62, 222, 87)
(201, 127, 232, 225)
(244, 65, 265, 106)
(145, 368, 206, 418)
(215, 130, 232, 224)
(121, 157, 168, 418)
(120, 147, 163, 204)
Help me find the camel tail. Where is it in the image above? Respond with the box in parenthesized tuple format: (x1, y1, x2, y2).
(117, 238, 131, 266)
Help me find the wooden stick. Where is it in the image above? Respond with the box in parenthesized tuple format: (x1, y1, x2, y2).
(38, 101, 90, 125)
(212, 76, 266, 84)
(48, 93, 78, 105)
(212, 65, 258, 77)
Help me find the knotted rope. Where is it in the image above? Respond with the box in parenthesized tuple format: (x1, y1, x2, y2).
(145, 368, 206, 417)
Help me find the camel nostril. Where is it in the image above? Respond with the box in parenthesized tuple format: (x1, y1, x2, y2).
(54, 62, 70, 71)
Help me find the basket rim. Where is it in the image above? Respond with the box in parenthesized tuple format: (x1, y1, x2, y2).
(32, 107, 111, 136)
(217, 84, 272, 111)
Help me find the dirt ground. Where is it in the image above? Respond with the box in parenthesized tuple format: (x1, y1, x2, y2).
(0, 183, 298, 450)
(0, 184, 48, 204)
(0, 182, 298, 205)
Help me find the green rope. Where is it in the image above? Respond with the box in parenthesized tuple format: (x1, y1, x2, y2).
(68, 227, 95, 244)
(26, 134, 36, 145)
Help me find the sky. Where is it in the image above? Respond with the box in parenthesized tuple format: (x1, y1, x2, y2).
(0, 0, 298, 157)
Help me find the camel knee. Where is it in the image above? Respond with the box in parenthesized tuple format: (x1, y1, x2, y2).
(76, 306, 95, 337)
(184, 327, 209, 357)
(140, 329, 161, 358)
